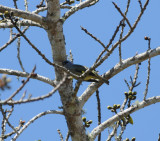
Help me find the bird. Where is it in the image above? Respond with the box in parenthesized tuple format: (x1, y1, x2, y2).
(62, 60, 109, 85)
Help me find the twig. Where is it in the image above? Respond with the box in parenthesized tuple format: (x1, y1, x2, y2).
(12, 110, 64, 141)
(65, 131, 70, 141)
(9, 16, 54, 67)
(118, 0, 131, 64)
(81, 26, 107, 49)
(95, 20, 122, 63)
(62, 0, 99, 20)
(138, 0, 143, 11)
(24, 0, 28, 11)
(17, 33, 25, 72)
(144, 37, 151, 100)
(112, 2, 132, 29)
(13, 0, 18, 9)
(4, 66, 36, 103)
(57, 129, 64, 141)
(36, 0, 45, 8)
(0, 27, 29, 52)
(124, 79, 130, 90)
(121, 63, 140, 111)
(1, 74, 66, 105)
(130, 63, 140, 91)
(0, 105, 19, 136)
(89, 0, 150, 75)
(96, 90, 101, 141)
(106, 123, 119, 141)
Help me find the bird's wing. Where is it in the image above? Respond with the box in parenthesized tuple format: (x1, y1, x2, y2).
(73, 64, 87, 73)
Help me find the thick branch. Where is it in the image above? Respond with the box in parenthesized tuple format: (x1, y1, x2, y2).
(0, 20, 42, 28)
(89, 96, 160, 139)
(0, 5, 47, 27)
(0, 68, 55, 86)
(79, 46, 160, 107)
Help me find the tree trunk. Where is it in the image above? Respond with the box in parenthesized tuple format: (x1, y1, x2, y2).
(46, 0, 87, 140)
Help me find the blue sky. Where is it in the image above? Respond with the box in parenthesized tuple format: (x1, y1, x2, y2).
(0, 0, 160, 141)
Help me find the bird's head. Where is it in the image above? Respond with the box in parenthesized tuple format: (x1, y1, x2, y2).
(62, 60, 71, 66)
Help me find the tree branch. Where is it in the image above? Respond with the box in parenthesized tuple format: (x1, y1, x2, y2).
(89, 96, 160, 139)
(79, 46, 160, 107)
(62, 0, 99, 20)
(0, 5, 47, 28)
(0, 68, 55, 86)
(11, 110, 64, 141)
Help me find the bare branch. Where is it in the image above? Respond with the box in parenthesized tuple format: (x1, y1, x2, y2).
(96, 90, 101, 141)
(62, 0, 99, 20)
(144, 37, 151, 100)
(81, 26, 106, 49)
(11, 110, 64, 141)
(88, 0, 149, 74)
(138, 0, 143, 11)
(0, 74, 66, 105)
(57, 129, 64, 141)
(4, 66, 36, 103)
(0, 5, 47, 27)
(95, 20, 122, 64)
(112, 2, 132, 29)
(0, 106, 19, 136)
(0, 68, 55, 86)
(0, 27, 28, 52)
(17, 35, 25, 72)
(118, 0, 131, 64)
(24, 0, 28, 11)
(79, 46, 160, 108)
(106, 123, 119, 141)
(65, 131, 70, 141)
(90, 96, 160, 139)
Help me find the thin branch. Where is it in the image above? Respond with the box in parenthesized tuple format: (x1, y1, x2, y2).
(95, 21, 122, 64)
(81, 26, 106, 49)
(0, 74, 66, 105)
(144, 37, 151, 100)
(138, 0, 143, 11)
(87, 0, 149, 76)
(90, 96, 160, 139)
(4, 66, 36, 103)
(0, 27, 28, 52)
(112, 2, 132, 29)
(124, 79, 130, 90)
(24, 0, 28, 11)
(118, 0, 131, 64)
(32, 7, 47, 14)
(11, 110, 64, 141)
(96, 90, 101, 141)
(106, 123, 119, 141)
(0, 106, 19, 136)
(130, 63, 140, 91)
(17, 34, 25, 72)
(13, 0, 18, 9)
(65, 131, 70, 141)
(57, 129, 64, 141)
(62, 0, 99, 20)
(9, 16, 54, 67)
